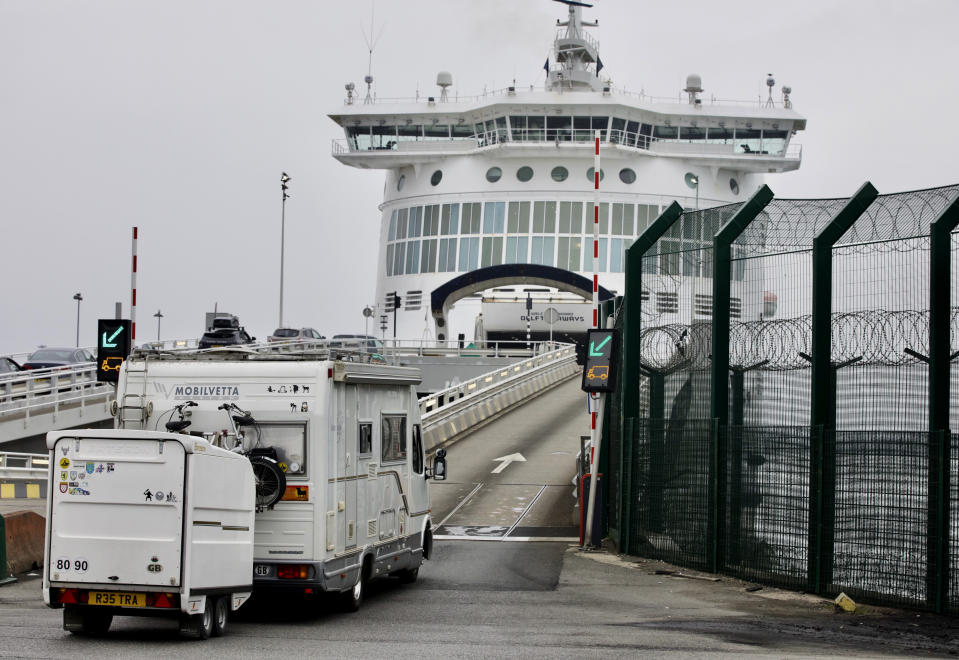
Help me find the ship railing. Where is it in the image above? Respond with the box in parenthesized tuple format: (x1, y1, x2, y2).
(553, 27, 600, 54)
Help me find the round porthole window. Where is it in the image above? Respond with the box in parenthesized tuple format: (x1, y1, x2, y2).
(517, 166, 534, 182)
(430, 170, 443, 186)
(396, 174, 406, 192)
(619, 168, 637, 184)
(551, 166, 568, 182)
(486, 167, 502, 183)
(586, 167, 605, 182)
(684, 172, 700, 189)
(729, 178, 740, 195)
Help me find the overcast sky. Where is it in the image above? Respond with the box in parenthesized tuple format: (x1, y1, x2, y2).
(2, 0, 957, 354)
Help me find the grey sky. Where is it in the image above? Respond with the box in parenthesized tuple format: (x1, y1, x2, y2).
(2, 0, 957, 353)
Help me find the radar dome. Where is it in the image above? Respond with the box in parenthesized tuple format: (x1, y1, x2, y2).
(684, 73, 703, 93)
(436, 71, 453, 88)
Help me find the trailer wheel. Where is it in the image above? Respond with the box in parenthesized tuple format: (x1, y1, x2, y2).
(250, 455, 286, 508)
(212, 596, 229, 637)
(180, 598, 214, 640)
(63, 606, 112, 635)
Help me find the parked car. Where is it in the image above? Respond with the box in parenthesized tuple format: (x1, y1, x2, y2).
(330, 334, 384, 354)
(22, 347, 95, 370)
(0, 356, 22, 375)
(267, 327, 325, 343)
(198, 316, 254, 349)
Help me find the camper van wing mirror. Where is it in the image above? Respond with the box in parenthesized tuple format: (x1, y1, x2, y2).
(431, 448, 448, 481)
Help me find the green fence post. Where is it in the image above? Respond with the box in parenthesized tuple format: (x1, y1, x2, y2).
(927, 194, 959, 612)
(709, 185, 775, 573)
(619, 202, 683, 555)
(808, 182, 879, 594)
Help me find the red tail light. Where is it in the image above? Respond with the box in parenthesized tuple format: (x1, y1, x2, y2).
(55, 588, 78, 604)
(277, 565, 309, 579)
(146, 592, 177, 608)
(22, 365, 33, 370)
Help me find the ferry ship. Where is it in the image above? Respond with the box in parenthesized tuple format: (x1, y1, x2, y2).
(329, 0, 805, 344)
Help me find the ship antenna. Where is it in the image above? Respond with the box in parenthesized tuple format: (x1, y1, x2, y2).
(362, 0, 385, 104)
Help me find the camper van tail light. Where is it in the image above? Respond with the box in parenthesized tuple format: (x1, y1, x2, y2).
(277, 565, 310, 579)
(146, 592, 178, 608)
(327, 368, 333, 379)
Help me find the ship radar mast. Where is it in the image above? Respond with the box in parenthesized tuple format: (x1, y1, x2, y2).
(548, 0, 604, 92)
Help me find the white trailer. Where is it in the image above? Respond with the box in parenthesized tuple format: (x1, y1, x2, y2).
(42, 429, 256, 638)
(113, 347, 447, 610)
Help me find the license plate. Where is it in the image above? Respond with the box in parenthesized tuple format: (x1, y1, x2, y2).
(254, 564, 272, 577)
(90, 591, 145, 607)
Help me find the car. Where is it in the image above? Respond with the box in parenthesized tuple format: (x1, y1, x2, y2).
(198, 316, 254, 349)
(0, 356, 21, 375)
(22, 347, 95, 370)
(267, 327, 325, 343)
(330, 334, 384, 354)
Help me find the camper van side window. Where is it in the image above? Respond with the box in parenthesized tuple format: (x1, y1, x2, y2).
(359, 422, 373, 455)
(412, 424, 424, 474)
(381, 415, 407, 463)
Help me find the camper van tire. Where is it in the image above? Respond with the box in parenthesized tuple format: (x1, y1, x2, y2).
(63, 606, 112, 635)
(341, 556, 372, 612)
(249, 455, 286, 509)
(179, 598, 215, 640)
(212, 596, 229, 637)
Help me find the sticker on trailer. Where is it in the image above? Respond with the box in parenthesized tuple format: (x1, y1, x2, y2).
(59, 458, 70, 468)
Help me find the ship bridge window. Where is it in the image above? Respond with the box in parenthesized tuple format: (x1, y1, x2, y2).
(610, 117, 626, 143)
(405, 240, 420, 274)
(438, 236, 457, 272)
(639, 123, 653, 149)
(551, 166, 568, 182)
(546, 116, 572, 141)
(735, 128, 762, 154)
(451, 123, 474, 140)
(559, 201, 583, 234)
(421, 239, 437, 273)
(424, 124, 450, 140)
(372, 124, 397, 149)
(392, 242, 405, 275)
(573, 116, 609, 141)
(762, 129, 789, 155)
(516, 166, 534, 182)
(486, 167, 502, 183)
(509, 116, 528, 141)
(347, 126, 372, 150)
(533, 201, 556, 233)
(625, 120, 640, 147)
(396, 124, 423, 143)
(586, 202, 610, 234)
(505, 236, 529, 263)
(458, 236, 480, 271)
(609, 238, 632, 273)
(556, 236, 579, 270)
(388, 210, 398, 241)
(396, 208, 409, 239)
(528, 115, 545, 141)
(681, 126, 706, 141)
(653, 125, 679, 141)
(707, 127, 734, 143)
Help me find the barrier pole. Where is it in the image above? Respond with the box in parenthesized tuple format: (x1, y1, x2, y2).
(584, 130, 602, 547)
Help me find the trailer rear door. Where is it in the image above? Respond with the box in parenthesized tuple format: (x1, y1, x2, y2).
(48, 435, 185, 587)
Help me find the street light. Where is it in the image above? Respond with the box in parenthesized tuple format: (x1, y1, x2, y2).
(153, 309, 164, 341)
(689, 174, 699, 211)
(278, 172, 292, 328)
(72, 292, 83, 347)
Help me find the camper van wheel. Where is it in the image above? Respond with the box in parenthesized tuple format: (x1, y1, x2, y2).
(396, 567, 419, 584)
(341, 558, 371, 612)
(212, 596, 229, 637)
(179, 598, 214, 640)
(63, 606, 112, 635)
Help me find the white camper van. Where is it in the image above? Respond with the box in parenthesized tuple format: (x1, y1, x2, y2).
(113, 347, 447, 610)
(42, 429, 256, 639)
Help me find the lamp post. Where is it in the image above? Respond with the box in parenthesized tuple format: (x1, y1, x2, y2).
(690, 174, 700, 211)
(72, 292, 83, 347)
(279, 172, 292, 328)
(363, 305, 374, 338)
(153, 309, 164, 341)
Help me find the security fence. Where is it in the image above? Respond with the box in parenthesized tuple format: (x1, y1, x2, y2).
(602, 182, 959, 614)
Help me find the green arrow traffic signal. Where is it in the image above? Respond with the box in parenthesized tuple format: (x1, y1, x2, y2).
(589, 335, 612, 357)
(101, 326, 124, 348)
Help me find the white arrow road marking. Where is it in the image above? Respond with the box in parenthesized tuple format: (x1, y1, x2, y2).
(491, 453, 527, 474)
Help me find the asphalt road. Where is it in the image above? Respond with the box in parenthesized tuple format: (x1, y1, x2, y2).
(3, 378, 958, 657)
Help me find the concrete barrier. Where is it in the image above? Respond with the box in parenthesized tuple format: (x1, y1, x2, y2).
(3, 510, 45, 576)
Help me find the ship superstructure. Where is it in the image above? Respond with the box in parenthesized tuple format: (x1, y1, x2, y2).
(329, 1, 805, 343)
